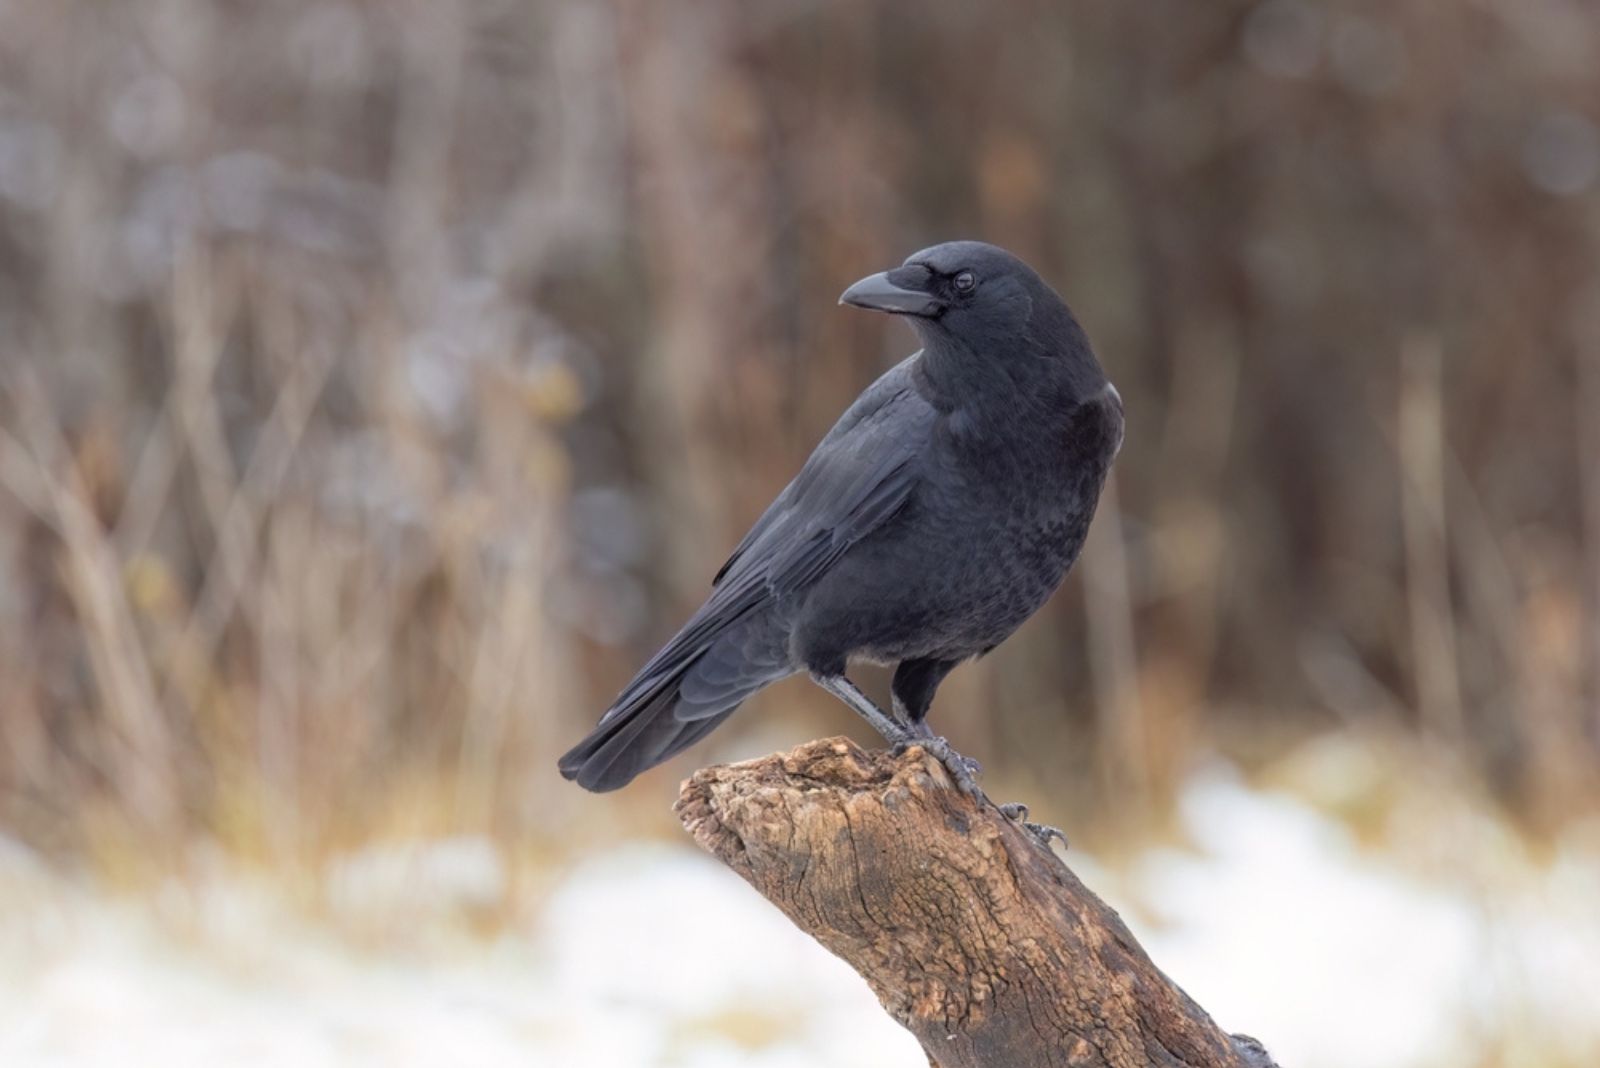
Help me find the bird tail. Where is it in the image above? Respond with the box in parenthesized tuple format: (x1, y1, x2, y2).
(557, 616, 789, 792)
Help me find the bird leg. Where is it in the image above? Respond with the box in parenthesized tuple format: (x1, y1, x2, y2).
(814, 677, 1048, 834)
(812, 674, 983, 797)
(998, 802, 1070, 852)
(890, 693, 934, 737)
(812, 673, 912, 745)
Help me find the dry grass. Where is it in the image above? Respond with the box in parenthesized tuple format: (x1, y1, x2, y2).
(0, 0, 1596, 870)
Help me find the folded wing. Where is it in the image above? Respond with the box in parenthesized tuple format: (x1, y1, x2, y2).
(558, 356, 933, 791)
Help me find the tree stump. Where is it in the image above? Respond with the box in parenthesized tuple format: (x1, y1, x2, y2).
(674, 737, 1279, 1068)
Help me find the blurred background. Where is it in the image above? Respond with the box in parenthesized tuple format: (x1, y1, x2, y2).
(1, 1, 1597, 1066)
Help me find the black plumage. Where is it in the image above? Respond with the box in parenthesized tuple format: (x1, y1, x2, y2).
(559, 241, 1123, 794)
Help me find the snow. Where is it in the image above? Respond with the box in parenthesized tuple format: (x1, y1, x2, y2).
(1, 761, 1596, 1068)
(1133, 767, 1600, 1068)
(0, 842, 920, 1068)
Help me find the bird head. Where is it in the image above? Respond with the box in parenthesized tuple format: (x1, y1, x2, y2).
(840, 240, 1103, 396)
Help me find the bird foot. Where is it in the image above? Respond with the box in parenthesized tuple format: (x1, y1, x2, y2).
(999, 802, 1069, 852)
(896, 735, 984, 798)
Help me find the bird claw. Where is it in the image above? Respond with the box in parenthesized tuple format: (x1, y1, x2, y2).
(888, 741, 1062, 844)
(999, 801, 1069, 851)
(1025, 821, 1069, 851)
(898, 735, 984, 797)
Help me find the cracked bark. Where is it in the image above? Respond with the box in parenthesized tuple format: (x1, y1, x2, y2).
(674, 737, 1280, 1068)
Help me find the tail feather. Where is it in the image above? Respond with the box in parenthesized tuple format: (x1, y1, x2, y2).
(556, 669, 741, 793)
(560, 642, 790, 793)
(558, 670, 707, 792)
(558, 618, 791, 792)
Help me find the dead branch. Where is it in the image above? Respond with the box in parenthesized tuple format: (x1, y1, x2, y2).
(675, 737, 1279, 1068)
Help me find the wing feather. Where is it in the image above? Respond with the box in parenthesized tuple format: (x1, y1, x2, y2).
(602, 356, 929, 727)
(713, 355, 928, 594)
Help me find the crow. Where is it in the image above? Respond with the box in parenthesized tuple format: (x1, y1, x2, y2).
(558, 240, 1122, 800)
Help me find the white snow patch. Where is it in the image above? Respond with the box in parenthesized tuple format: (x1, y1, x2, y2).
(1, 772, 1597, 1068)
(1116, 767, 1600, 1068)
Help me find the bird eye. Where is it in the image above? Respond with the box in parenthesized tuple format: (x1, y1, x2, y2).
(953, 271, 976, 293)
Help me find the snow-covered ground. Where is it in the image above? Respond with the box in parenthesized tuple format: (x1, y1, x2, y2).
(2, 748, 1597, 1068)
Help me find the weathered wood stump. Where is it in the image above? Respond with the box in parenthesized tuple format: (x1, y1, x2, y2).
(674, 737, 1278, 1068)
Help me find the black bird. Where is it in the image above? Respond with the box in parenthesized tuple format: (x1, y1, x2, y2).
(559, 240, 1122, 796)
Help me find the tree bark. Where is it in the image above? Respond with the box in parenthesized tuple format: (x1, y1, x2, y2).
(674, 737, 1279, 1068)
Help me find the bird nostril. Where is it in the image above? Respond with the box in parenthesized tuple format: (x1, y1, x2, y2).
(886, 263, 933, 290)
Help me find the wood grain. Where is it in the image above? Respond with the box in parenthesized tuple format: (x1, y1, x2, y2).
(675, 737, 1279, 1068)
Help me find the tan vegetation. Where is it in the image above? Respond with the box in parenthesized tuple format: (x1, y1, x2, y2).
(0, 1, 1596, 870)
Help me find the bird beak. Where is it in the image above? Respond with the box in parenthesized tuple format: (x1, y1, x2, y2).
(839, 268, 944, 318)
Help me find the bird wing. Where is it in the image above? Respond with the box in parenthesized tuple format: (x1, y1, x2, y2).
(602, 355, 930, 723)
(712, 353, 929, 594)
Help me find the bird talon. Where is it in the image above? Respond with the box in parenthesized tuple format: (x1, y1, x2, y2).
(998, 802, 1067, 849)
(1024, 820, 1069, 852)
(910, 736, 984, 797)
